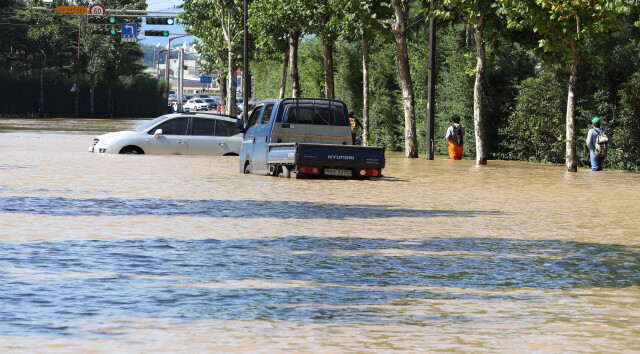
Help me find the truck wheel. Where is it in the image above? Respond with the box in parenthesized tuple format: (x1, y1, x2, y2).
(244, 162, 251, 174)
(278, 165, 291, 178)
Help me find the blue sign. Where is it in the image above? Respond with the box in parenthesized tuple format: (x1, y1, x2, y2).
(200, 76, 212, 84)
(121, 23, 137, 42)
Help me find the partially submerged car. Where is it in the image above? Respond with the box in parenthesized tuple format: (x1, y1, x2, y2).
(89, 113, 242, 155)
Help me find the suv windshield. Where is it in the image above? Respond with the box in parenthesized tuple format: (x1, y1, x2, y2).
(134, 116, 168, 132)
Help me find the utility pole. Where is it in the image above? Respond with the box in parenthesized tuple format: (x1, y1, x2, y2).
(178, 48, 184, 112)
(242, 0, 249, 123)
(75, 20, 86, 118)
(426, 0, 436, 160)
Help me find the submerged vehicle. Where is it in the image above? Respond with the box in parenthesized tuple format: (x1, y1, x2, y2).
(237, 98, 385, 179)
(90, 112, 242, 156)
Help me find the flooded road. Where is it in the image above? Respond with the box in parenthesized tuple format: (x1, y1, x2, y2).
(0, 118, 639, 352)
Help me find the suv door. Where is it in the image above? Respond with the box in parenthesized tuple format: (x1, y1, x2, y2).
(187, 117, 228, 155)
(147, 117, 189, 155)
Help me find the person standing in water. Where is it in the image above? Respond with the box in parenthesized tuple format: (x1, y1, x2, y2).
(445, 114, 465, 160)
(586, 117, 610, 171)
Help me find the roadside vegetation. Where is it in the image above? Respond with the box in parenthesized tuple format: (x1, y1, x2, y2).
(1, 0, 640, 170)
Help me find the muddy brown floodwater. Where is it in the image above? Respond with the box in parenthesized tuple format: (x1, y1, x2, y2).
(0, 118, 639, 352)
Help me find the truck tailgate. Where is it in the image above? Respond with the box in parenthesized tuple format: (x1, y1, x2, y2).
(294, 143, 385, 170)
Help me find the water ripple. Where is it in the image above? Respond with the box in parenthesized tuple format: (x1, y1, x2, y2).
(0, 196, 504, 219)
(0, 237, 638, 337)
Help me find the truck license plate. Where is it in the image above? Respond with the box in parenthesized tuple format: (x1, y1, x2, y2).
(325, 168, 352, 177)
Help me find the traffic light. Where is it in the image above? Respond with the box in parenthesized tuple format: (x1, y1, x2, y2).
(91, 28, 119, 35)
(88, 16, 116, 24)
(145, 30, 170, 37)
(146, 17, 175, 25)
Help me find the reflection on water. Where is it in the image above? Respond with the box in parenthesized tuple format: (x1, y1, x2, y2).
(0, 119, 639, 351)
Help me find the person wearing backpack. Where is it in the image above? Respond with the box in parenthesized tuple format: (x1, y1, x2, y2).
(586, 117, 610, 171)
(445, 114, 465, 160)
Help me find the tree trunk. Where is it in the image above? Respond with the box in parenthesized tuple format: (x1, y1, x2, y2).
(391, 0, 418, 158)
(362, 36, 370, 145)
(219, 72, 227, 114)
(288, 29, 301, 98)
(473, 23, 487, 165)
(40, 51, 46, 117)
(107, 83, 113, 118)
(323, 39, 335, 99)
(279, 40, 289, 99)
(90, 73, 95, 117)
(565, 40, 580, 172)
(227, 45, 237, 116)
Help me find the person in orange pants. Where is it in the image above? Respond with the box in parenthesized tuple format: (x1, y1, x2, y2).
(445, 114, 465, 159)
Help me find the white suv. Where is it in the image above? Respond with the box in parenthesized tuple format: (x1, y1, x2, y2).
(184, 98, 209, 111)
(89, 113, 242, 155)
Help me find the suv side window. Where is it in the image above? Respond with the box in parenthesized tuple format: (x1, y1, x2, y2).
(215, 120, 236, 136)
(246, 105, 263, 130)
(191, 118, 216, 136)
(151, 117, 188, 135)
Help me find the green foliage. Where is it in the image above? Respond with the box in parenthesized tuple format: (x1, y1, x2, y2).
(432, 23, 475, 157)
(334, 39, 364, 116)
(368, 38, 404, 150)
(498, 69, 566, 163)
(251, 57, 287, 99)
(298, 37, 325, 98)
(0, 69, 165, 118)
(605, 71, 640, 171)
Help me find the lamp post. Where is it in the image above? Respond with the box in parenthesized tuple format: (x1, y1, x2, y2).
(152, 43, 161, 78)
(166, 35, 190, 113)
(75, 20, 87, 118)
(157, 49, 167, 78)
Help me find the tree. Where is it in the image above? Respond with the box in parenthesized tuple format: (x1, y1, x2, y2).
(434, 1, 505, 165)
(182, 0, 244, 115)
(250, 0, 316, 98)
(335, 0, 389, 144)
(499, 0, 635, 172)
(25, 8, 75, 117)
(380, 0, 419, 158)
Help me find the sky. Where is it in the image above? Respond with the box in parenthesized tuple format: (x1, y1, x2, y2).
(138, 0, 190, 48)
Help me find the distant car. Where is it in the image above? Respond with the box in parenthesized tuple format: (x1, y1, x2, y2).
(184, 98, 209, 111)
(194, 94, 210, 99)
(202, 98, 218, 110)
(89, 113, 243, 155)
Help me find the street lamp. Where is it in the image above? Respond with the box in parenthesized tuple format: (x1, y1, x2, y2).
(152, 43, 161, 78)
(157, 49, 167, 78)
(165, 35, 190, 113)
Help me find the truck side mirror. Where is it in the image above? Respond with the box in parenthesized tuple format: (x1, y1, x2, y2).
(153, 129, 163, 139)
(235, 119, 245, 133)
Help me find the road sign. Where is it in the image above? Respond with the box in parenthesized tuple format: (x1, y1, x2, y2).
(57, 6, 87, 14)
(200, 76, 212, 84)
(87, 4, 105, 16)
(121, 23, 137, 43)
